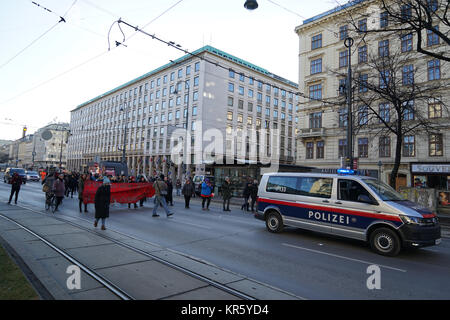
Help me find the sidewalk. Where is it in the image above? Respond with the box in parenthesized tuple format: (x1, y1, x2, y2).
(0, 202, 300, 300)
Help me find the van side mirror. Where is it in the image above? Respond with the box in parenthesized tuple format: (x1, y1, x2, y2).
(358, 194, 377, 205)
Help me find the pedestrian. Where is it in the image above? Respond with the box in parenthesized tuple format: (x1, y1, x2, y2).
(78, 174, 89, 213)
(152, 174, 173, 217)
(221, 177, 233, 212)
(7, 172, 23, 205)
(250, 179, 259, 212)
(42, 171, 56, 207)
(94, 177, 111, 230)
(176, 179, 182, 196)
(53, 174, 65, 212)
(241, 182, 252, 211)
(165, 177, 174, 206)
(200, 178, 213, 211)
(139, 176, 147, 207)
(127, 176, 138, 209)
(182, 178, 195, 208)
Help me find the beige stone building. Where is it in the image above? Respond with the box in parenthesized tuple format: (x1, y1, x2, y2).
(68, 45, 298, 193)
(294, 0, 449, 190)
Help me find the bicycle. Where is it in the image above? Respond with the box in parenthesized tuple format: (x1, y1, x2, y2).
(45, 192, 57, 213)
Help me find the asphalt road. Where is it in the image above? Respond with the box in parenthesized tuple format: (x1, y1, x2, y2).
(1, 179, 450, 299)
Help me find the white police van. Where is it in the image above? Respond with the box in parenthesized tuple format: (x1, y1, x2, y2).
(255, 171, 441, 256)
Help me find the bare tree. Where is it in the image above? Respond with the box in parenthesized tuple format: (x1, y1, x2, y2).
(335, 48, 448, 188)
(348, 0, 449, 62)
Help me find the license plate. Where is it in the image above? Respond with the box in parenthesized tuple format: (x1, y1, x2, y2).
(436, 238, 442, 245)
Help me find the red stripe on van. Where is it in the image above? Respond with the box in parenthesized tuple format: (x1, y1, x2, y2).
(258, 197, 402, 222)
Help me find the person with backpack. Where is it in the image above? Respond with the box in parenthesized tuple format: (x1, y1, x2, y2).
(53, 174, 66, 212)
(200, 178, 214, 211)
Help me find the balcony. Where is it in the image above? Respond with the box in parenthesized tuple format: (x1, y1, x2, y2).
(297, 127, 327, 139)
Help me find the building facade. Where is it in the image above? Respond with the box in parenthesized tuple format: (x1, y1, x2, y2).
(295, 0, 449, 190)
(68, 46, 298, 192)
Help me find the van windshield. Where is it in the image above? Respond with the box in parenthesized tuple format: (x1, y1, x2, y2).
(363, 178, 405, 201)
(12, 169, 26, 174)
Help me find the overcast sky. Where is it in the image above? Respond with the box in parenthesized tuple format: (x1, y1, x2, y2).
(0, 0, 340, 141)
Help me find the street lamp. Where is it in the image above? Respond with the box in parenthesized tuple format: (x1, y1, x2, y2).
(344, 36, 354, 169)
(244, 0, 258, 10)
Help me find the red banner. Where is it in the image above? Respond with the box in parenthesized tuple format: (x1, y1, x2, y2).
(82, 181, 155, 204)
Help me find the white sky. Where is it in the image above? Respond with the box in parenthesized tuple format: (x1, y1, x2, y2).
(0, 0, 340, 141)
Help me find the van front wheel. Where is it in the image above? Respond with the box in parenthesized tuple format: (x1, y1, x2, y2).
(369, 227, 401, 257)
(266, 211, 283, 233)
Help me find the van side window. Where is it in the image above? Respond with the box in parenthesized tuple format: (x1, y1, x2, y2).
(266, 176, 333, 198)
(297, 177, 333, 198)
(266, 176, 298, 195)
(338, 179, 373, 203)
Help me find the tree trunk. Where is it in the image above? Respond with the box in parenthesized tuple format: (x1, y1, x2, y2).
(390, 132, 403, 190)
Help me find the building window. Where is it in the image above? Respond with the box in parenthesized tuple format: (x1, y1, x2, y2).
(309, 84, 322, 100)
(339, 108, 348, 127)
(380, 11, 388, 28)
(229, 69, 235, 78)
(192, 106, 197, 116)
(309, 112, 322, 128)
(339, 50, 348, 68)
(317, 141, 324, 159)
(379, 136, 391, 157)
(358, 18, 367, 33)
(339, 25, 348, 40)
(403, 100, 414, 120)
(237, 114, 243, 123)
(306, 142, 314, 159)
(310, 58, 322, 74)
(401, 33, 413, 52)
(428, 59, 441, 80)
(427, 26, 440, 46)
(378, 39, 389, 57)
(402, 65, 414, 85)
(311, 34, 322, 50)
(358, 74, 368, 93)
(401, 4, 412, 20)
(228, 83, 234, 92)
(227, 111, 233, 121)
(238, 86, 244, 95)
(358, 105, 369, 125)
(429, 134, 443, 156)
(338, 139, 347, 157)
(227, 97, 233, 107)
(428, 102, 442, 118)
(379, 103, 390, 123)
(358, 45, 367, 63)
(238, 100, 244, 109)
(403, 136, 415, 157)
(358, 138, 368, 158)
(195, 62, 200, 72)
(379, 70, 390, 89)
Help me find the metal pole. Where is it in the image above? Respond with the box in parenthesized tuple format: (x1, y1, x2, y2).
(185, 82, 190, 180)
(121, 105, 128, 175)
(344, 37, 354, 169)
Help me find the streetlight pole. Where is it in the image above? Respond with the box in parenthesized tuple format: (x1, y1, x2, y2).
(120, 103, 129, 175)
(174, 80, 190, 180)
(344, 37, 354, 170)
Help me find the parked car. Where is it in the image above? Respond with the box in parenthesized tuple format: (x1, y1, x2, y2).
(4, 168, 27, 184)
(26, 170, 40, 182)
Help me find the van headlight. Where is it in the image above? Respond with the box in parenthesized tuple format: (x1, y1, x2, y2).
(400, 215, 422, 225)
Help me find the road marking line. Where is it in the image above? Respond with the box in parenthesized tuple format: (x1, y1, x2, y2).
(282, 243, 407, 273)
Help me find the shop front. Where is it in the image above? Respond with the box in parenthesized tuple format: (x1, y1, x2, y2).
(410, 163, 450, 190)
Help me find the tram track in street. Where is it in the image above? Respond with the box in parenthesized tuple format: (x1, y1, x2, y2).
(0, 201, 261, 300)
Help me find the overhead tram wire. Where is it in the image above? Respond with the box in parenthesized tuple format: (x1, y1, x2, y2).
(0, 0, 184, 108)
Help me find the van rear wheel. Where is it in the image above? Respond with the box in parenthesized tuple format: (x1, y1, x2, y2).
(369, 227, 401, 257)
(266, 211, 283, 233)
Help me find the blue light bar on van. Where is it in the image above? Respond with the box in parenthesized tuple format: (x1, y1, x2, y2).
(337, 169, 355, 175)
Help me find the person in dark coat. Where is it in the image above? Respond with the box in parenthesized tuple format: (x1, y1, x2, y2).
(165, 177, 174, 206)
(8, 172, 23, 205)
(94, 177, 111, 230)
(221, 177, 233, 212)
(78, 174, 88, 213)
(241, 182, 252, 211)
(250, 180, 259, 212)
(53, 174, 65, 212)
(182, 178, 195, 209)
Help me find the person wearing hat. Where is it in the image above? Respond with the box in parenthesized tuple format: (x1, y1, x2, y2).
(200, 178, 214, 211)
(94, 177, 111, 230)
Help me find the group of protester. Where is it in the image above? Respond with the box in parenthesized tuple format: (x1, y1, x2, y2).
(7, 167, 259, 231)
